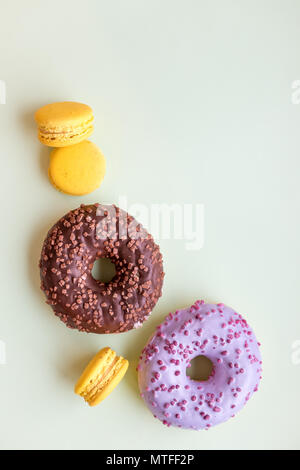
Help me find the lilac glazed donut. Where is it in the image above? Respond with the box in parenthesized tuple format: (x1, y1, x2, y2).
(138, 300, 262, 430)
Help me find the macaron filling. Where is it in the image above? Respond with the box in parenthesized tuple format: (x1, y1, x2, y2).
(39, 121, 94, 143)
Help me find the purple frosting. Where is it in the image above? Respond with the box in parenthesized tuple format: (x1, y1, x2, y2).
(138, 301, 262, 430)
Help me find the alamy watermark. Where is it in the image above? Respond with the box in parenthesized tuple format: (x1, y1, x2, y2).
(0, 80, 6, 104)
(0, 340, 6, 365)
(96, 196, 205, 251)
(291, 340, 300, 365)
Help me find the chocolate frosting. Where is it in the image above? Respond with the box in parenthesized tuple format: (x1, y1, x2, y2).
(39, 204, 164, 334)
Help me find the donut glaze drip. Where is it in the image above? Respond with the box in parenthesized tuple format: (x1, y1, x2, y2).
(39, 203, 164, 334)
(138, 301, 262, 430)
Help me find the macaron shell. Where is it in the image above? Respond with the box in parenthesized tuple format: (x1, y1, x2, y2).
(35, 101, 93, 128)
(48, 140, 106, 196)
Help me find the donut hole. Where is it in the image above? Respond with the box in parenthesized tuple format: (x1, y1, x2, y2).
(91, 258, 116, 283)
(186, 355, 214, 382)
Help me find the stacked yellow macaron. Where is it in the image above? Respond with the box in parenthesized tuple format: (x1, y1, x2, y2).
(35, 101, 106, 196)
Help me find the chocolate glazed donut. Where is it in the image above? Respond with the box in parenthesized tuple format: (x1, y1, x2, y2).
(39, 203, 164, 334)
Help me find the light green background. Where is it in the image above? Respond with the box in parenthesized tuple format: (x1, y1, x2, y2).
(0, 0, 299, 450)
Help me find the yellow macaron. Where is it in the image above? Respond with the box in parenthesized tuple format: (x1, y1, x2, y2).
(35, 101, 94, 147)
(48, 140, 106, 196)
(75, 347, 129, 407)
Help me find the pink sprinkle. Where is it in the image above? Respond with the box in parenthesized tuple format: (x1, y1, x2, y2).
(175, 370, 180, 376)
